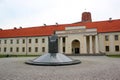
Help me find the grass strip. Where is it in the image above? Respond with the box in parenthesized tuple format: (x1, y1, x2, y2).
(0, 54, 40, 58)
(106, 55, 120, 58)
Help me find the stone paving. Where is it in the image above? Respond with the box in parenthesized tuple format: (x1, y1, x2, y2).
(0, 56, 120, 80)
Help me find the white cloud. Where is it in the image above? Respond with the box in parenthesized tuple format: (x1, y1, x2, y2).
(0, 0, 120, 29)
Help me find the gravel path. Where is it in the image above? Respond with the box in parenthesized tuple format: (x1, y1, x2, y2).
(0, 56, 120, 80)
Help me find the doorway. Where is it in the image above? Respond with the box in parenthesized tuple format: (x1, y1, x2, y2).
(72, 40, 80, 54)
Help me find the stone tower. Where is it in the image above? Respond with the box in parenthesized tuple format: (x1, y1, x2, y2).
(82, 12, 92, 22)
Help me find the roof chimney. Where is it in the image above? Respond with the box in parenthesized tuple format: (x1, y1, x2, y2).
(109, 17, 112, 21)
(81, 12, 92, 22)
(56, 22, 58, 26)
(44, 24, 47, 26)
(0, 28, 2, 30)
(14, 27, 17, 29)
(19, 26, 22, 29)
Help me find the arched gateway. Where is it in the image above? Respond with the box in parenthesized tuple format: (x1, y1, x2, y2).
(56, 26, 99, 55)
(72, 40, 80, 54)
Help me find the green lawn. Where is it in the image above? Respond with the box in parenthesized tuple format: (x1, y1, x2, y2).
(106, 55, 120, 58)
(0, 54, 40, 58)
(1, 54, 120, 58)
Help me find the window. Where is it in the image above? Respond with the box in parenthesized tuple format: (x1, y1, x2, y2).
(105, 46, 109, 52)
(42, 47, 45, 52)
(105, 35, 109, 41)
(22, 47, 25, 52)
(35, 39, 38, 43)
(63, 37, 65, 43)
(10, 47, 13, 52)
(35, 47, 38, 52)
(17, 39, 19, 44)
(4, 40, 7, 44)
(29, 39, 32, 43)
(10, 40, 13, 44)
(42, 38, 45, 43)
(29, 47, 31, 52)
(16, 47, 19, 52)
(115, 45, 119, 51)
(63, 47, 65, 52)
(115, 35, 119, 41)
(23, 39, 25, 44)
(4, 47, 6, 52)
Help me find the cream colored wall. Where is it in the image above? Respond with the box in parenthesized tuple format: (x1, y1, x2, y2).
(65, 34, 85, 54)
(99, 32, 120, 54)
(56, 26, 97, 54)
(57, 33, 88, 54)
(1, 29, 120, 55)
(0, 36, 48, 55)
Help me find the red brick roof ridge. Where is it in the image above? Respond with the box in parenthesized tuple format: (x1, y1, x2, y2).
(0, 19, 120, 38)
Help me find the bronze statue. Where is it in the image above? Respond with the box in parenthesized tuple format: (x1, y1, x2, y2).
(25, 33, 81, 66)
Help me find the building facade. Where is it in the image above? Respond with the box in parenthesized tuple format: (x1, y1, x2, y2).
(0, 12, 120, 55)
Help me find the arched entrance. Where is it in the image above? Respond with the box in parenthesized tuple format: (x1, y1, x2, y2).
(72, 40, 80, 54)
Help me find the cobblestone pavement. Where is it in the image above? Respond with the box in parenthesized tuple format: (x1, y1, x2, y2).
(0, 56, 120, 80)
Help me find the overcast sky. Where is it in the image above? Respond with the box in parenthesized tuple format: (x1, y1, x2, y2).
(0, 0, 120, 29)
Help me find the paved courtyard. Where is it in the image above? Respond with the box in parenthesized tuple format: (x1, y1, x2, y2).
(0, 56, 120, 80)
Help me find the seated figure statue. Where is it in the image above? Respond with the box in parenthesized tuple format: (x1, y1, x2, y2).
(25, 32, 81, 66)
(48, 34, 58, 53)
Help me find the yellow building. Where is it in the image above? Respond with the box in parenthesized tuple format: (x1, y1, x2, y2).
(0, 12, 120, 55)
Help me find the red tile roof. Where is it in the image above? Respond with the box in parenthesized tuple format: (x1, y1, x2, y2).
(82, 19, 120, 33)
(0, 19, 120, 38)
